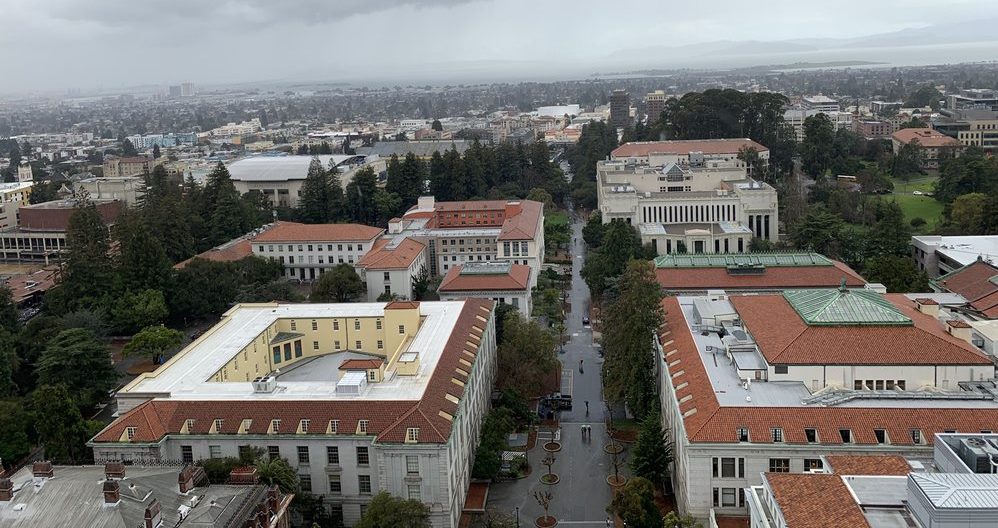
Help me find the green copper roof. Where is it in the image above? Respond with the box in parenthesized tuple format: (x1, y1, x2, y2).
(783, 288, 913, 326)
(654, 252, 833, 269)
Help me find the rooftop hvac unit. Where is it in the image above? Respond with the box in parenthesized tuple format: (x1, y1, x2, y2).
(958, 437, 998, 473)
(251, 375, 277, 393)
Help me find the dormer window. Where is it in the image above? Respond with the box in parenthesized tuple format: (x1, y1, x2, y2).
(804, 428, 818, 443)
(184, 419, 195, 433)
(358, 420, 369, 434)
(126, 427, 137, 440)
(736, 427, 749, 442)
(839, 429, 852, 443)
(911, 429, 923, 444)
(329, 419, 339, 434)
(213, 418, 224, 433)
(406, 428, 420, 443)
(771, 427, 784, 443)
(270, 419, 281, 434)
(300, 419, 310, 433)
(874, 429, 888, 444)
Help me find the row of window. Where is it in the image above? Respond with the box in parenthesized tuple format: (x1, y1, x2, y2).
(259, 243, 365, 253)
(739, 426, 992, 445)
(503, 241, 529, 257)
(287, 319, 403, 333)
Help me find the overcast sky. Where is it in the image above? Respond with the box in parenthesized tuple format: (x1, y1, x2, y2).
(2, 0, 997, 94)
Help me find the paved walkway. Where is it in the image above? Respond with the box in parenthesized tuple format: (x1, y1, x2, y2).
(488, 211, 626, 527)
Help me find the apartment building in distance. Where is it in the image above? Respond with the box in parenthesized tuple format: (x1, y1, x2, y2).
(891, 128, 962, 169)
(390, 196, 545, 289)
(74, 176, 145, 205)
(0, 181, 33, 229)
(609, 89, 631, 129)
(0, 462, 293, 528)
(645, 90, 668, 123)
(853, 118, 894, 139)
(598, 139, 778, 255)
(801, 95, 840, 113)
(90, 299, 497, 528)
(783, 108, 854, 142)
(657, 287, 998, 524)
(103, 156, 154, 177)
(946, 88, 998, 111)
(746, 435, 998, 528)
(932, 108, 998, 154)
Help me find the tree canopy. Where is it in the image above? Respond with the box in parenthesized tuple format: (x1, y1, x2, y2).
(311, 264, 364, 302)
(355, 491, 432, 528)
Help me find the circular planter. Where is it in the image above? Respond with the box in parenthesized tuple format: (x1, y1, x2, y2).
(606, 474, 628, 487)
(535, 515, 558, 528)
(540, 473, 560, 485)
(603, 443, 624, 455)
(543, 441, 562, 452)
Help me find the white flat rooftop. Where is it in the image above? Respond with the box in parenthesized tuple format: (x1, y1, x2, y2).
(122, 301, 465, 401)
(915, 235, 998, 267)
(676, 296, 998, 409)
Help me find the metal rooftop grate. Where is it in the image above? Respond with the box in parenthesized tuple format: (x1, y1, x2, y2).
(653, 252, 833, 269)
(783, 288, 913, 326)
(459, 261, 513, 275)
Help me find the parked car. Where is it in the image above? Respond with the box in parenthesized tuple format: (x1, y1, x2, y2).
(582, 316, 591, 327)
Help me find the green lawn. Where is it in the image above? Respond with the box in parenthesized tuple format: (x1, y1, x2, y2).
(889, 194, 945, 233)
(888, 174, 943, 233)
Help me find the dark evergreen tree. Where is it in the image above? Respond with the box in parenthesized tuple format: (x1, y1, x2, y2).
(344, 167, 380, 224)
(297, 157, 331, 223)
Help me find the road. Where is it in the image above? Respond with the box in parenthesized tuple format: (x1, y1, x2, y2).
(487, 210, 620, 527)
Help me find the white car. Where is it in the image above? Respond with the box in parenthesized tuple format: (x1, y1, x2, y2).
(913, 190, 924, 196)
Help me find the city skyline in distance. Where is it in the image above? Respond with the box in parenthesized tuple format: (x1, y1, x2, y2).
(1, 0, 997, 95)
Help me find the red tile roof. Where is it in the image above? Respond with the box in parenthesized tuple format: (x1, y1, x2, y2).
(611, 138, 768, 158)
(935, 259, 998, 314)
(892, 128, 962, 148)
(498, 200, 543, 241)
(825, 455, 911, 476)
(253, 221, 383, 243)
(438, 264, 531, 292)
(356, 238, 426, 270)
(339, 359, 384, 370)
(765, 473, 870, 528)
(93, 299, 495, 445)
(729, 294, 990, 365)
(656, 260, 865, 291)
(971, 290, 998, 319)
(174, 239, 254, 269)
(385, 300, 420, 310)
(658, 296, 998, 445)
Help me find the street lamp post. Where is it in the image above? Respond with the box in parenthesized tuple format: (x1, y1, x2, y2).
(515, 506, 520, 528)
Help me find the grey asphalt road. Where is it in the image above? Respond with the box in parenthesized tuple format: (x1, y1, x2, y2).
(487, 210, 621, 526)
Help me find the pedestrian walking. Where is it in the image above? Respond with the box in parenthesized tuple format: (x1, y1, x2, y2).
(579, 359, 584, 374)
(581, 424, 586, 439)
(585, 400, 590, 416)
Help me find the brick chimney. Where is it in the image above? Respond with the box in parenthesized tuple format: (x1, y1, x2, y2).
(267, 485, 280, 511)
(229, 466, 259, 485)
(105, 461, 126, 480)
(946, 319, 973, 343)
(179, 465, 195, 493)
(103, 480, 120, 504)
(144, 498, 162, 528)
(0, 478, 13, 501)
(914, 298, 940, 317)
(32, 461, 53, 479)
(504, 201, 522, 218)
